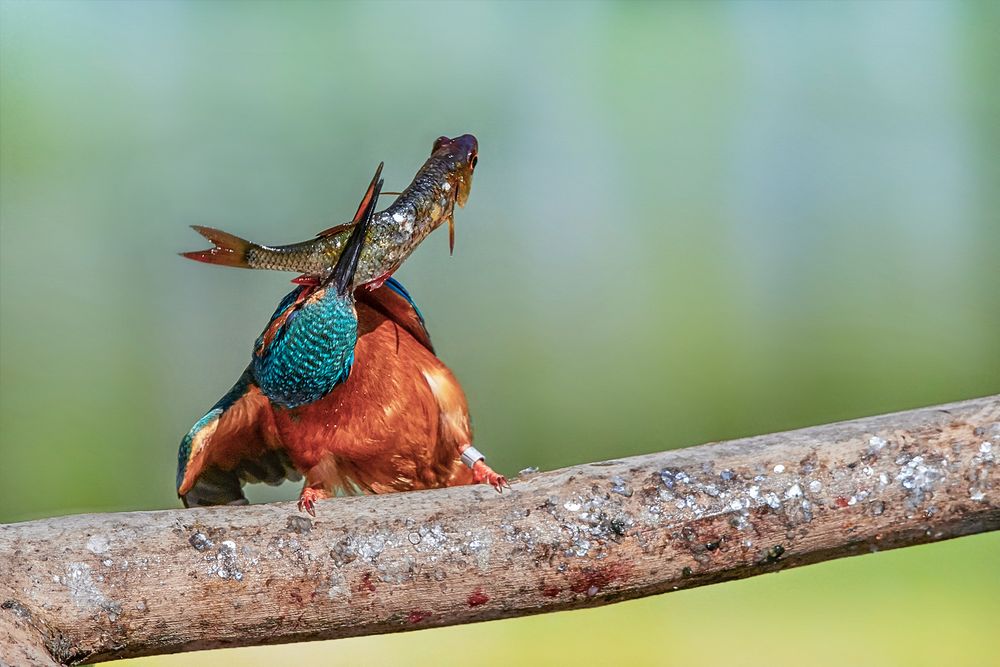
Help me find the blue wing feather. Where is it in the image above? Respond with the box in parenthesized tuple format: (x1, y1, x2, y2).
(384, 277, 427, 326)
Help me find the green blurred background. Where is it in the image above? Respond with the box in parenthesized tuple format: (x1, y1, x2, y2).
(2, 1, 998, 665)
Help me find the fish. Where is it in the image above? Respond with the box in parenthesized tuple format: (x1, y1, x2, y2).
(181, 134, 478, 287)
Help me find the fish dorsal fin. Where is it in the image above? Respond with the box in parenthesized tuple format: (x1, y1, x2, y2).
(315, 221, 353, 239)
(316, 161, 384, 238)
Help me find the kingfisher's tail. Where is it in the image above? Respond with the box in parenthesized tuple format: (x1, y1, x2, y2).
(181, 226, 253, 268)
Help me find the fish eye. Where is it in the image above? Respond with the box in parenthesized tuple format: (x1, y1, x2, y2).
(470, 154, 478, 168)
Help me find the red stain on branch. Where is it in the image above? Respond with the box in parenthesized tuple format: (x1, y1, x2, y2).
(467, 589, 490, 607)
(407, 610, 432, 623)
(570, 563, 631, 595)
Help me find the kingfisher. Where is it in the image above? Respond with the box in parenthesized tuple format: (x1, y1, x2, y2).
(176, 166, 506, 515)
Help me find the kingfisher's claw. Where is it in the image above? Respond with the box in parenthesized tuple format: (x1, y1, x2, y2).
(297, 487, 327, 516)
(472, 460, 508, 493)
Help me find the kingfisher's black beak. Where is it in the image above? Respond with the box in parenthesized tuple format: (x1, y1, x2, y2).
(327, 172, 382, 296)
(351, 162, 383, 224)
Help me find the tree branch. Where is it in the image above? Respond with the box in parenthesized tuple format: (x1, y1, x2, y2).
(2, 396, 998, 665)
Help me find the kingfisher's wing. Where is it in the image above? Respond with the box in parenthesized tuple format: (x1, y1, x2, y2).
(176, 367, 298, 507)
(358, 277, 434, 353)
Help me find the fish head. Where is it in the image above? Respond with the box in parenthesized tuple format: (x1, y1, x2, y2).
(431, 134, 478, 207)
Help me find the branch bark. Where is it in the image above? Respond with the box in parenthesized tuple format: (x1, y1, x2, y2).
(2, 396, 998, 665)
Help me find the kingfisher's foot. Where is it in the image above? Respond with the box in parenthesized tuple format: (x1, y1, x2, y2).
(297, 487, 330, 516)
(472, 460, 509, 493)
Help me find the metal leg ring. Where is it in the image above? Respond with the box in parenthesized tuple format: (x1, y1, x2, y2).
(460, 445, 485, 469)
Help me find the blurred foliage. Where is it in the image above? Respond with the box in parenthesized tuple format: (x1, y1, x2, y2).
(1, 1, 997, 665)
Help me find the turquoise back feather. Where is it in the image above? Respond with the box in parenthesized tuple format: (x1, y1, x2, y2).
(251, 286, 357, 408)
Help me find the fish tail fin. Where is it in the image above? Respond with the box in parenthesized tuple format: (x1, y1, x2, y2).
(181, 225, 252, 268)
